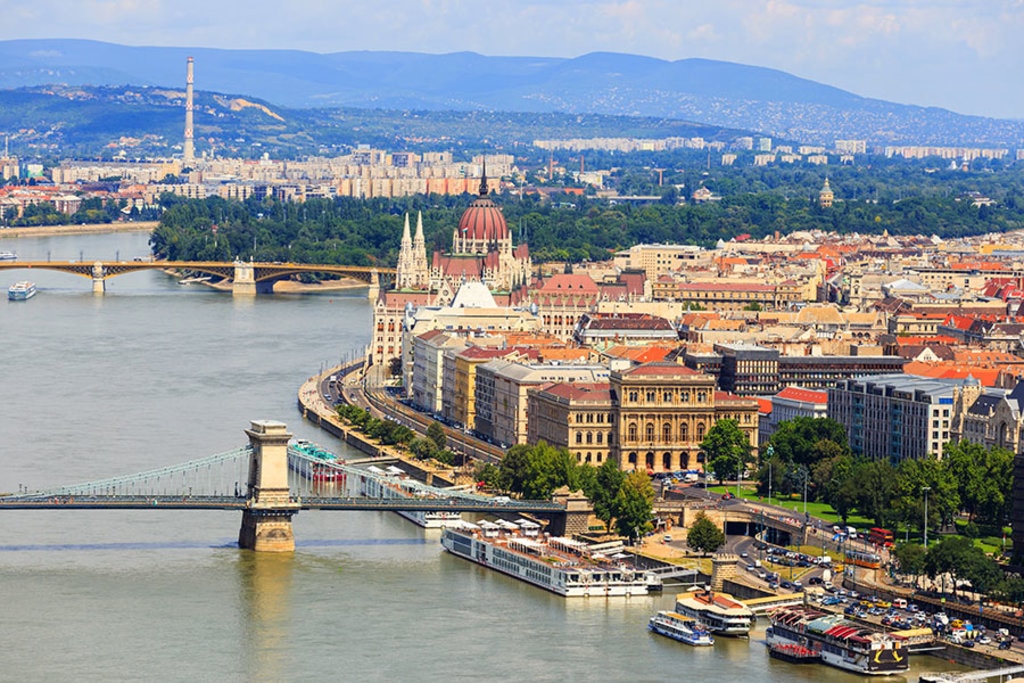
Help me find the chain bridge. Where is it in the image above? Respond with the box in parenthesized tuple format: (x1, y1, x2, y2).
(0, 260, 394, 296)
(0, 420, 567, 552)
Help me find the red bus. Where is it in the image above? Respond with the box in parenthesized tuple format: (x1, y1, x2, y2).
(868, 527, 894, 548)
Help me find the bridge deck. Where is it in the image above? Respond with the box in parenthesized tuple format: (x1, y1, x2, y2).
(0, 495, 564, 514)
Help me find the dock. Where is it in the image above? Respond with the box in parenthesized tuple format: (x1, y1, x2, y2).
(742, 593, 805, 614)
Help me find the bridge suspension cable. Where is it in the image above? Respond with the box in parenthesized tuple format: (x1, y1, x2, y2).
(8, 446, 253, 501)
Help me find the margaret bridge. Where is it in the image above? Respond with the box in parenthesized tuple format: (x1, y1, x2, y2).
(0, 420, 568, 552)
(0, 259, 394, 296)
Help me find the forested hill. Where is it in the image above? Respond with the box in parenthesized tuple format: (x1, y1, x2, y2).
(1, 39, 1022, 146)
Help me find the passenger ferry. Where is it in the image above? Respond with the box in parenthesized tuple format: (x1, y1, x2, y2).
(8, 281, 36, 301)
(765, 606, 909, 676)
(288, 439, 345, 483)
(674, 588, 754, 636)
(441, 522, 660, 597)
(0, 250, 17, 261)
(648, 610, 715, 646)
(360, 465, 462, 528)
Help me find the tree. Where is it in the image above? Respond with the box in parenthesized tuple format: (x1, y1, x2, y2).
(589, 458, 625, 531)
(766, 417, 849, 467)
(611, 470, 655, 541)
(700, 419, 752, 486)
(892, 543, 927, 586)
(945, 440, 1013, 525)
(687, 511, 725, 556)
(924, 536, 984, 597)
(426, 421, 447, 452)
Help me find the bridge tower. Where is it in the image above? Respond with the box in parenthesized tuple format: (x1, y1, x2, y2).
(239, 420, 300, 552)
(92, 262, 106, 295)
(232, 260, 256, 296)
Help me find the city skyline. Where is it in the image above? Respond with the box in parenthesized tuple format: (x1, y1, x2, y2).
(2, 1, 1023, 120)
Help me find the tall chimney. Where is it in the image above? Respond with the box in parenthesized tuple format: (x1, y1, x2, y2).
(183, 57, 195, 168)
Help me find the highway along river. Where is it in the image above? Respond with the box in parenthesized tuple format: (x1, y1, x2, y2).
(0, 229, 964, 681)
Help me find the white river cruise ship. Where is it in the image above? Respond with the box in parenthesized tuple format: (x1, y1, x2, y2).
(441, 521, 660, 597)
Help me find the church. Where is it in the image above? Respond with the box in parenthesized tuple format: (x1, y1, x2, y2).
(369, 172, 532, 371)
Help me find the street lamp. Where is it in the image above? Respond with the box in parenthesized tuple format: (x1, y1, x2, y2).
(922, 486, 931, 548)
(802, 467, 809, 516)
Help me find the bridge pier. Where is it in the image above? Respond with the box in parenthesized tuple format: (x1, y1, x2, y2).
(232, 260, 256, 296)
(92, 262, 106, 295)
(239, 420, 300, 552)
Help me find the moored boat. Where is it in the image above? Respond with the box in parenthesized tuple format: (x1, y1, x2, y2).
(674, 588, 754, 636)
(8, 281, 36, 301)
(288, 439, 346, 482)
(0, 250, 17, 261)
(648, 610, 715, 646)
(441, 523, 660, 597)
(360, 464, 462, 528)
(765, 605, 909, 676)
(767, 642, 820, 664)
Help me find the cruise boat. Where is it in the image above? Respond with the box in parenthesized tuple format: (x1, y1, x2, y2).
(288, 439, 345, 483)
(765, 606, 909, 676)
(8, 281, 36, 301)
(360, 465, 462, 528)
(441, 522, 660, 597)
(648, 610, 715, 646)
(0, 250, 17, 261)
(673, 588, 754, 636)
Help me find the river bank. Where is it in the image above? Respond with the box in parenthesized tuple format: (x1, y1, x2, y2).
(0, 221, 158, 239)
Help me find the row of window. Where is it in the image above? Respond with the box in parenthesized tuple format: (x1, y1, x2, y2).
(626, 389, 710, 404)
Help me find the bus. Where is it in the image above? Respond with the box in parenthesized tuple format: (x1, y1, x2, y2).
(868, 527, 895, 549)
(845, 548, 882, 569)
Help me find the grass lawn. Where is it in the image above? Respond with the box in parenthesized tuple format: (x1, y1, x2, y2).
(705, 484, 876, 530)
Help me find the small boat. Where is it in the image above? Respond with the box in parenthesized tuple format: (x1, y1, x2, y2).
(178, 275, 212, 285)
(767, 642, 821, 664)
(8, 281, 36, 301)
(648, 611, 715, 646)
(0, 250, 17, 261)
(674, 588, 754, 636)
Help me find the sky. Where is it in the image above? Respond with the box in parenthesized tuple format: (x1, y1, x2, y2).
(3, 0, 1023, 119)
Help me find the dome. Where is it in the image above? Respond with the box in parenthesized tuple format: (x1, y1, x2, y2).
(457, 174, 508, 242)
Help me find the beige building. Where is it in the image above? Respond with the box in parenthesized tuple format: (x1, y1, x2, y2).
(475, 360, 610, 447)
(612, 243, 709, 279)
(528, 383, 615, 466)
(610, 363, 759, 473)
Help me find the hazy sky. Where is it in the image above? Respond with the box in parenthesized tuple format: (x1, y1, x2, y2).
(4, 0, 1023, 119)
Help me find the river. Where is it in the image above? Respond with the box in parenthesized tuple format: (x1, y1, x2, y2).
(0, 230, 961, 682)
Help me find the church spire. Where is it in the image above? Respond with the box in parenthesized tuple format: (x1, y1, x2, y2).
(479, 157, 489, 196)
(412, 210, 429, 288)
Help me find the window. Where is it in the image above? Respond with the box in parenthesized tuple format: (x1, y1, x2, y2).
(697, 422, 705, 441)
(680, 422, 688, 441)
(629, 391, 638, 402)
(586, 432, 593, 445)
(663, 423, 672, 443)
(646, 391, 656, 402)
(663, 391, 673, 403)
(646, 423, 655, 441)
(596, 432, 603, 444)
(576, 433, 583, 444)
(628, 423, 638, 441)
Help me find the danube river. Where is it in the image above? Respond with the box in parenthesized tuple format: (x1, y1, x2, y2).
(0, 230, 960, 682)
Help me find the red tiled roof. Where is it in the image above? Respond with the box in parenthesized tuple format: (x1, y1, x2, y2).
(775, 387, 828, 404)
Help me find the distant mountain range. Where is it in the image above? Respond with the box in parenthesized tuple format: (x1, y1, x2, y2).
(0, 38, 1021, 148)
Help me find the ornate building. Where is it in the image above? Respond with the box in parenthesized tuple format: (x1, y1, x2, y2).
(369, 173, 532, 370)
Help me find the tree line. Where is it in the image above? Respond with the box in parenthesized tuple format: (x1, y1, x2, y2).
(146, 183, 1024, 270)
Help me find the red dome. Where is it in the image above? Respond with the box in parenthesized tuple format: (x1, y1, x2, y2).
(457, 194, 508, 242)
